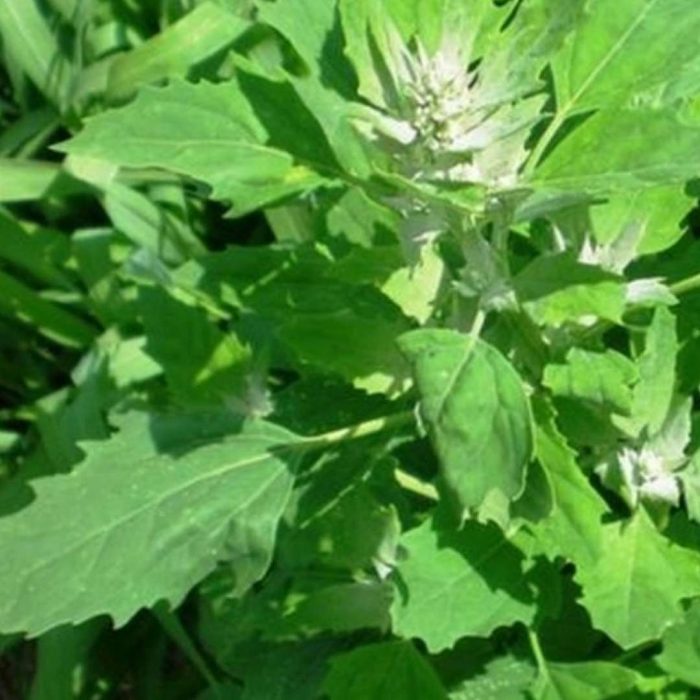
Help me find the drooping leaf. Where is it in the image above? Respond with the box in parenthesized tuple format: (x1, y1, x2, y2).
(399, 329, 533, 519)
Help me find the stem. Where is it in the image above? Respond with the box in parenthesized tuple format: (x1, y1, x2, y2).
(470, 307, 487, 339)
(670, 272, 700, 297)
(301, 411, 415, 449)
(395, 469, 439, 501)
(527, 627, 549, 678)
(527, 627, 547, 671)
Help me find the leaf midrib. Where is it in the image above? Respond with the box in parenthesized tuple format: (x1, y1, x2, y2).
(1, 433, 295, 624)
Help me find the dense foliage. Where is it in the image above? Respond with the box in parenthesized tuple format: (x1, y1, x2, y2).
(2, 0, 700, 697)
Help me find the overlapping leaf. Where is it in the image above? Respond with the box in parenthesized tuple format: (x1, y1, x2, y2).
(0, 412, 298, 636)
(399, 329, 533, 518)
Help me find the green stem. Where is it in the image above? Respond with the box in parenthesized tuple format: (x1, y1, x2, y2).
(670, 271, 700, 297)
(394, 469, 439, 501)
(301, 411, 415, 450)
(153, 606, 221, 693)
(527, 627, 549, 678)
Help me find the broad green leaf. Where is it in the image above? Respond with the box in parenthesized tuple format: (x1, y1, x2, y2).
(657, 599, 700, 688)
(451, 655, 536, 700)
(531, 109, 700, 192)
(281, 483, 399, 572)
(543, 349, 638, 415)
(590, 186, 692, 257)
(391, 517, 534, 652)
(576, 510, 700, 648)
(58, 80, 328, 216)
(399, 329, 533, 518)
(238, 639, 339, 700)
(530, 401, 606, 566)
(323, 641, 448, 700)
(272, 579, 392, 636)
(381, 243, 444, 323)
(550, 0, 700, 115)
(257, 0, 355, 95)
(514, 253, 626, 327)
(139, 287, 251, 406)
(280, 310, 411, 395)
(107, 3, 249, 102)
(531, 661, 639, 700)
(0, 412, 298, 636)
(173, 243, 413, 394)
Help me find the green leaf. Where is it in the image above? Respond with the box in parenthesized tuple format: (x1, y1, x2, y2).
(139, 287, 251, 406)
(589, 186, 692, 257)
(0, 210, 72, 288)
(0, 412, 298, 636)
(281, 482, 399, 572)
(58, 80, 328, 216)
(530, 401, 606, 566)
(543, 349, 638, 415)
(550, 0, 700, 115)
(323, 641, 448, 700)
(0, 268, 95, 348)
(257, 0, 355, 95)
(514, 253, 626, 327)
(280, 310, 410, 395)
(451, 655, 536, 700)
(531, 108, 700, 192)
(626, 306, 678, 437)
(576, 510, 700, 648)
(399, 329, 533, 519)
(0, 159, 86, 202)
(107, 3, 249, 102)
(391, 517, 534, 652)
(0, 0, 72, 107)
(532, 660, 639, 700)
(657, 599, 700, 688)
(238, 639, 339, 700)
